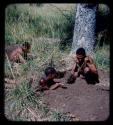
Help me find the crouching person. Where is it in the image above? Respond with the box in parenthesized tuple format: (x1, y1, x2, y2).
(67, 47, 99, 84)
(39, 67, 67, 91)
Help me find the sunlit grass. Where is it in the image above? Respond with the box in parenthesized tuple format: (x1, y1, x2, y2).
(4, 3, 110, 121)
(94, 44, 109, 71)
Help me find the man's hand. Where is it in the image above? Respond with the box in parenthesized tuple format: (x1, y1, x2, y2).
(18, 54, 26, 64)
(84, 56, 93, 65)
(84, 67, 90, 73)
(71, 63, 77, 75)
(85, 58, 90, 64)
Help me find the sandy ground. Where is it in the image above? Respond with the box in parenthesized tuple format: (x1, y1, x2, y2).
(42, 69, 110, 121)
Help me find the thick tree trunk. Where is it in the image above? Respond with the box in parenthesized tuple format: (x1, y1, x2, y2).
(71, 4, 97, 55)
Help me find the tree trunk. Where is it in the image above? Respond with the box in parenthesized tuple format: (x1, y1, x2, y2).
(71, 4, 97, 55)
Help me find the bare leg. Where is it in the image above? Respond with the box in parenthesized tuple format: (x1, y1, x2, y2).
(84, 67, 99, 84)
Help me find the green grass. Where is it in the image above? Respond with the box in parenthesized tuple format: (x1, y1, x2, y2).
(4, 39, 109, 121)
(94, 45, 109, 71)
(5, 78, 74, 121)
(5, 4, 75, 45)
(5, 4, 110, 121)
(5, 79, 43, 120)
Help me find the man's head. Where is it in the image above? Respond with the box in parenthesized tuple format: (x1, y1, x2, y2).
(44, 67, 57, 79)
(76, 47, 86, 62)
(22, 42, 31, 53)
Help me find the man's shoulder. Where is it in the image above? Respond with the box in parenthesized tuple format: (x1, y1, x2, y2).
(5, 44, 22, 52)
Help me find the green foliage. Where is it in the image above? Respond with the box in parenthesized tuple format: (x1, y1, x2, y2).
(94, 45, 109, 71)
(96, 4, 110, 47)
(5, 5, 20, 24)
(59, 9, 75, 50)
(5, 79, 42, 120)
(5, 78, 73, 121)
(51, 111, 71, 121)
(5, 4, 75, 45)
(5, 4, 110, 121)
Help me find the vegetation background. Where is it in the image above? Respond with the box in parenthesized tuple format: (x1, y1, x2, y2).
(5, 4, 110, 121)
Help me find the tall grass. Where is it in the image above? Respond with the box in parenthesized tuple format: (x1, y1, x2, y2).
(5, 78, 76, 121)
(5, 79, 43, 120)
(5, 4, 75, 45)
(94, 44, 110, 71)
(5, 4, 110, 121)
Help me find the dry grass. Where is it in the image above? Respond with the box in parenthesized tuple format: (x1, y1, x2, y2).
(4, 3, 110, 121)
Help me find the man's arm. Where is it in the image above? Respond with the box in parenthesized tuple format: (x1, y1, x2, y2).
(71, 63, 77, 75)
(85, 56, 98, 74)
(39, 78, 49, 90)
(18, 54, 26, 64)
(87, 63, 98, 74)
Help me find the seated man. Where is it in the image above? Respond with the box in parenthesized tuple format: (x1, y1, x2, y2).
(5, 42, 31, 64)
(39, 67, 67, 91)
(67, 47, 99, 84)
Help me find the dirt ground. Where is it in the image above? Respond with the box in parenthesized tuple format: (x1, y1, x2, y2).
(42, 69, 110, 121)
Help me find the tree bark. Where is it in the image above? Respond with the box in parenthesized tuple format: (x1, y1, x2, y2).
(71, 4, 97, 55)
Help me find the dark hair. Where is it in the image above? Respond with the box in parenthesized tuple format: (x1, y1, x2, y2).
(22, 42, 31, 50)
(76, 47, 86, 56)
(44, 67, 56, 76)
